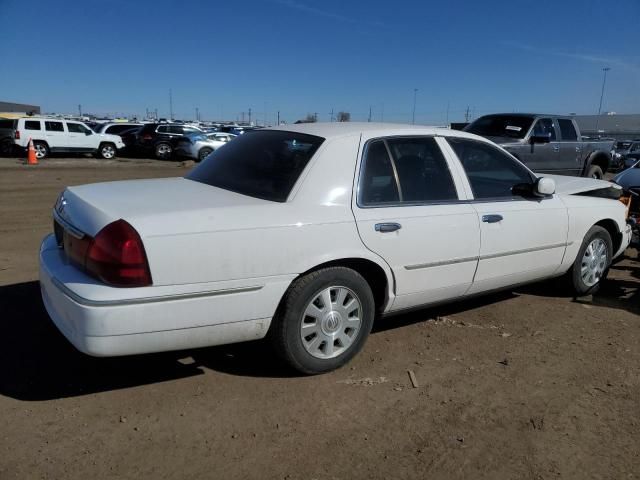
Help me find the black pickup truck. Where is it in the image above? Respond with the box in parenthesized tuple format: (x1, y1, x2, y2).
(464, 114, 614, 179)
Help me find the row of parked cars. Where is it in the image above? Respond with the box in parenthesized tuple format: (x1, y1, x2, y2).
(0, 117, 241, 161)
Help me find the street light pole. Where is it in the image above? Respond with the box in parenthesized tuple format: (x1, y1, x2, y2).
(412, 88, 418, 124)
(595, 67, 611, 135)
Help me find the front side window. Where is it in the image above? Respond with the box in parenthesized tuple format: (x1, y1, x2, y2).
(359, 137, 457, 205)
(531, 118, 557, 141)
(464, 115, 534, 139)
(45, 121, 64, 132)
(187, 130, 324, 202)
(557, 119, 578, 141)
(67, 122, 90, 134)
(448, 138, 534, 199)
(24, 120, 41, 130)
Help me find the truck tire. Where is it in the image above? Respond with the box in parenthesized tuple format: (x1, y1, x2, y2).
(587, 164, 603, 179)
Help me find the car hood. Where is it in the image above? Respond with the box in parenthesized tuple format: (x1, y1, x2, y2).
(61, 177, 277, 238)
(614, 167, 640, 189)
(542, 174, 618, 195)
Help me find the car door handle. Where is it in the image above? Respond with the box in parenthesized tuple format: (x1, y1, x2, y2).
(375, 222, 402, 233)
(552, 146, 560, 152)
(482, 214, 503, 223)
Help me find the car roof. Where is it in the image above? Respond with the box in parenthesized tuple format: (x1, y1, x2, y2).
(264, 122, 486, 141)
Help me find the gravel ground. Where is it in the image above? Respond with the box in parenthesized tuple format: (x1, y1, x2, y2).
(0, 157, 638, 480)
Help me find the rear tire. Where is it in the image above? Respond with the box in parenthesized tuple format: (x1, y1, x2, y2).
(587, 164, 604, 179)
(270, 267, 375, 375)
(33, 141, 49, 159)
(98, 142, 116, 159)
(568, 225, 612, 295)
(155, 142, 173, 160)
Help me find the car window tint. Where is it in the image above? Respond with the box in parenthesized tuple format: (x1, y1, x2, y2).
(448, 138, 534, 199)
(168, 126, 183, 134)
(67, 123, 86, 133)
(187, 130, 324, 202)
(45, 121, 64, 132)
(558, 119, 578, 141)
(531, 118, 556, 141)
(359, 140, 400, 205)
(386, 137, 457, 203)
(157, 125, 169, 133)
(631, 143, 640, 152)
(24, 120, 41, 130)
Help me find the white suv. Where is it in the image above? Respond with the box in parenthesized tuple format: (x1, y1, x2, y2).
(11, 117, 125, 159)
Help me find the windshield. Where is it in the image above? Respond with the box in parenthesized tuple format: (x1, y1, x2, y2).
(616, 141, 632, 150)
(186, 130, 324, 202)
(465, 115, 535, 139)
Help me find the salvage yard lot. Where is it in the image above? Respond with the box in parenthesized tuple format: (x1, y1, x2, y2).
(1, 157, 639, 479)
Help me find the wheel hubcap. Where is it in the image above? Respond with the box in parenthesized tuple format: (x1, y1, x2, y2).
(103, 146, 114, 158)
(35, 146, 46, 158)
(300, 286, 362, 359)
(581, 238, 608, 287)
(157, 145, 171, 157)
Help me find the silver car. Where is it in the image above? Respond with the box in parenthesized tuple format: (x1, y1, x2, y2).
(175, 133, 227, 161)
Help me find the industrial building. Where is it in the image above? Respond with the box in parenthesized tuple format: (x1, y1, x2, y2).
(0, 101, 41, 117)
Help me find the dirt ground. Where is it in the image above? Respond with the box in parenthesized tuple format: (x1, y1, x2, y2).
(0, 157, 639, 480)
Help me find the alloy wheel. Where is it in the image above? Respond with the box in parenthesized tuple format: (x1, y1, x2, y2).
(581, 238, 608, 287)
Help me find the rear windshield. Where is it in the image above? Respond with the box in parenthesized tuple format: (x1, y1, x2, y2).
(187, 130, 324, 202)
(0, 119, 15, 129)
(465, 115, 534, 139)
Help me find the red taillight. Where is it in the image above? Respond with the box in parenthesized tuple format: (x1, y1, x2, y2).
(15, 130, 20, 139)
(142, 134, 153, 140)
(85, 220, 152, 287)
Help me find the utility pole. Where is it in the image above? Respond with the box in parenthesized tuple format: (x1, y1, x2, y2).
(446, 101, 450, 126)
(464, 106, 470, 123)
(313, 112, 318, 122)
(595, 67, 611, 134)
(195, 107, 199, 121)
(169, 89, 173, 121)
(154, 109, 158, 121)
(241, 111, 245, 123)
(330, 108, 334, 122)
(248, 108, 252, 125)
(412, 88, 418, 124)
(277, 111, 280, 125)
(368, 106, 372, 122)
(78, 104, 82, 118)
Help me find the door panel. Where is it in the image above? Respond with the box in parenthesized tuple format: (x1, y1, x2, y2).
(352, 136, 480, 311)
(44, 121, 66, 149)
(467, 198, 568, 294)
(521, 118, 559, 173)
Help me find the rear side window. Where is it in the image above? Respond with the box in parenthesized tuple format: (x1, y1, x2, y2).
(558, 119, 578, 141)
(157, 125, 169, 133)
(359, 137, 457, 205)
(0, 119, 16, 129)
(187, 130, 324, 202)
(448, 138, 534, 199)
(45, 121, 64, 132)
(24, 121, 40, 130)
(106, 125, 135, 134)
(168, 126, 183, 134)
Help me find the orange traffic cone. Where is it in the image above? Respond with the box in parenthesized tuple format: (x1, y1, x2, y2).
(27, 138, 38, 165)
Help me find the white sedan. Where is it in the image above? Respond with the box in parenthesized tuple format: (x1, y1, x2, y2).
(40, 123, 632, 374)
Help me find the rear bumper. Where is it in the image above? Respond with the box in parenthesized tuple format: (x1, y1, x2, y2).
(39, 234, 289, 356)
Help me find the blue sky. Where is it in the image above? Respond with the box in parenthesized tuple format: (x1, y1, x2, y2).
(1, 0, 638, 124)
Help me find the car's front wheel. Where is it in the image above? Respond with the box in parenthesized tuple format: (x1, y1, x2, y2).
(569, 225, 612, 295)
(270, 267, 375, 374)
(98, 142, 116, 159)
(198, 147, 212, 161)
(587, 164, 604, 179)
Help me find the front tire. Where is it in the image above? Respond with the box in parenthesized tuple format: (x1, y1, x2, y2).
(270, 267, 375, 374)
(98, 142, 116, 159)
(198, 147, 213, 161)
(569, 226, 612, 295)
(587, 164, 604, 179)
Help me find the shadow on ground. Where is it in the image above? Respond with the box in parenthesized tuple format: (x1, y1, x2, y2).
(1, 258, 637, 401)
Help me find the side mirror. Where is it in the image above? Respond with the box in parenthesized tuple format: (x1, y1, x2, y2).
(535, 177, 556, 196)
(85, 130, 92, 135)
(530, 133, 551, 144)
